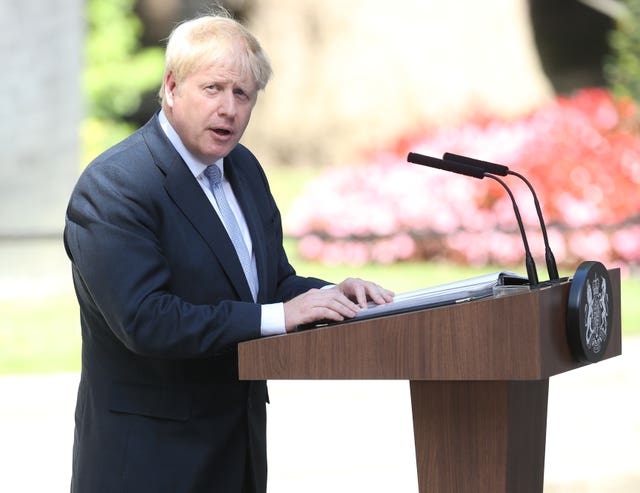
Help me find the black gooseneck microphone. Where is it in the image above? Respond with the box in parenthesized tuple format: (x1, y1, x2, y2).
(442, 152, 560, 281)
(407, 152, 539, 286)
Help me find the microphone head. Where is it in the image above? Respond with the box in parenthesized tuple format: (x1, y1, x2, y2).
(443, 152, 509, 176)
(407, 152, 485, 179)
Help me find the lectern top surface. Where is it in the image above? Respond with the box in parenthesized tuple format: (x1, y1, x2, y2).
(298, 271, 528, 331)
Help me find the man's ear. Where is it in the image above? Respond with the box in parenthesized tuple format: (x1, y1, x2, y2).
(164, 71, 177, 108)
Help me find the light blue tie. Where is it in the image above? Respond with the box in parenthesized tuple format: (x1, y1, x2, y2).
(204, 165, 257, 300)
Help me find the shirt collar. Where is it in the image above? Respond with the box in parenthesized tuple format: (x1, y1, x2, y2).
(158, 109, 224, 179)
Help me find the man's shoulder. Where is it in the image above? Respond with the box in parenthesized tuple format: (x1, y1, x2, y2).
(92, 117, 159, 166)
(73, 119, 163, 198)
(81, 117, 163, 178)
(228, 143, 259, 165)
(227, 144, 271, 188)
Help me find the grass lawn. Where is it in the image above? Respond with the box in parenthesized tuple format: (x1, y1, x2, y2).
(1, 165, 638, 375)
(0, 293, 81, 374)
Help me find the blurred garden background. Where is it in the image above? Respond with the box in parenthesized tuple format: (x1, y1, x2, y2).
(1, 0, 640, 491)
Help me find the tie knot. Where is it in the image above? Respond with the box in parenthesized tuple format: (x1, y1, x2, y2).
(204, 165, 222, 186)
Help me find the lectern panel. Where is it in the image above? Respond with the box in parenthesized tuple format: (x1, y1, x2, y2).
(238, 270, 621, 380)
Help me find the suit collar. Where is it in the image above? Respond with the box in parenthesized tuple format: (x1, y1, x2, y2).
(141, 114, 255, 302)
(157, 109, 225, 179)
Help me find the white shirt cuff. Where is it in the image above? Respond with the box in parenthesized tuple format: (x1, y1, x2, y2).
(260, 302, 286, 336)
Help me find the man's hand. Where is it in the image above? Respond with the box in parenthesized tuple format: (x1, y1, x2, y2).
(283, 278, 394, 332)
(335, 277, 394, 309)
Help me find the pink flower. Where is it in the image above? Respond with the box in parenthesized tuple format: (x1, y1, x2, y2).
(612, 227, 640, 261)
(285, 88, 640, 267)
(567, 229, 611, 261)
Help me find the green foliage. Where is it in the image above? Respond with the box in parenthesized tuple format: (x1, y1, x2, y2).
(84, 0, 164, 119)
(82, 0, 164, 163)
(605, 0, 640, 102)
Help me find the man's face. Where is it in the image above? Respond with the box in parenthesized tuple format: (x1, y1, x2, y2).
(164, 55, 258, 163)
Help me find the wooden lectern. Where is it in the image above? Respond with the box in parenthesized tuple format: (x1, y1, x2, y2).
(238, 270, 622, 493)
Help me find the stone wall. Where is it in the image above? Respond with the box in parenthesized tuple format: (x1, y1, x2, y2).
(0, 0, 83, 237)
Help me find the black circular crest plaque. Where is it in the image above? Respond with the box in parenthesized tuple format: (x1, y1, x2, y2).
(567, 261, 614, 363)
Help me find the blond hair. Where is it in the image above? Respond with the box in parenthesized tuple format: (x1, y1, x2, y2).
(158, 14, 272, 105)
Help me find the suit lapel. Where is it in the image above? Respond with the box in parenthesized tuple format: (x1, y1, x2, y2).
(141, 116, 253, 301)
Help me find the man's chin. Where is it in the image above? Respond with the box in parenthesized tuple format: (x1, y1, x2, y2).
(198, 145, 235, 162)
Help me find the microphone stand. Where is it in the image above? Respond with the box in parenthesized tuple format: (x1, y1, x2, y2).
(443, 152, 560, 281)
(484, 174, 539, 286)
(407, 153, 540, 286)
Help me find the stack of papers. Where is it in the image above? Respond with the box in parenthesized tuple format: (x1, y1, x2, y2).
(297, 271, 528, 330)
(353, 271, 528, 322)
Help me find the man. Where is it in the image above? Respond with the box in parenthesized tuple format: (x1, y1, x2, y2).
(64, 12, 393, 493)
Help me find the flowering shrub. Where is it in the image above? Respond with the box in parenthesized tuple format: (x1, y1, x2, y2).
(285, 88, 640, 271)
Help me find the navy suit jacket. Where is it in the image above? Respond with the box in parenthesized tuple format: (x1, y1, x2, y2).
(64, 114, 327, 492)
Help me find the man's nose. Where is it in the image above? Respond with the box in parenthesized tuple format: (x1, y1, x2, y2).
(217, 90, 236, 117)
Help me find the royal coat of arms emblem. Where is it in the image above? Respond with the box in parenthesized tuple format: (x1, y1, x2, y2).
(567, 261, 614, 363)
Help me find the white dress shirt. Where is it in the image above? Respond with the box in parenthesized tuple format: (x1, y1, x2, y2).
(158, 110, 286, 336)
